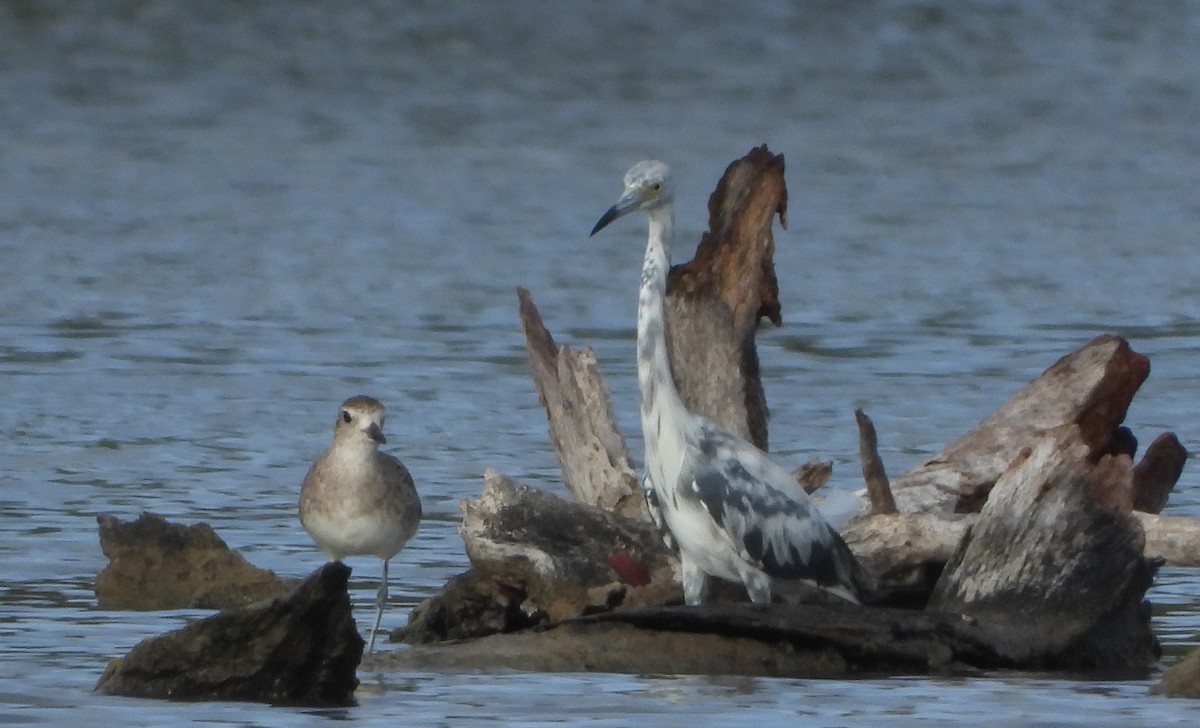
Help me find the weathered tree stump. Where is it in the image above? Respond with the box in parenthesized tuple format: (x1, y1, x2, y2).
(663, 144, 788, 451)
(928, 426, 1159, 668)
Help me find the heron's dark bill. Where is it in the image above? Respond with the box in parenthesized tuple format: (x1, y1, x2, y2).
(366, 424, 387, 444)
(590, 205, 621, 236)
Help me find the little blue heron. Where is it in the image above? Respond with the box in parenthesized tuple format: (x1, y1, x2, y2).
(591, 160, 871, 605)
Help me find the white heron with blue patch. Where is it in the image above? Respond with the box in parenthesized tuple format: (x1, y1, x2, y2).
(591, 160, 872, 605)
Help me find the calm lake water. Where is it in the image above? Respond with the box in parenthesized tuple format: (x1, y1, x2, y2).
(3, 1, 1200, 725)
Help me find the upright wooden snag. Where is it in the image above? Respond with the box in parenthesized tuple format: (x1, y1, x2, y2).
(665, 145, 788, 450)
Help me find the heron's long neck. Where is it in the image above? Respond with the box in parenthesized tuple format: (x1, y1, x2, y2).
(637, 206, 687, 428)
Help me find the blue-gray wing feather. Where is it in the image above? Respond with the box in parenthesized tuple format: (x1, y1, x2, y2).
(685, 426, 859, 591)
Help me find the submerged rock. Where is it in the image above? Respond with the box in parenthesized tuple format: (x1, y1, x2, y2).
(96, 562, 362, 706)
(95, 512, 291, 610)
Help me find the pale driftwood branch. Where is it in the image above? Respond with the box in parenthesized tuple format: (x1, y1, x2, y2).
(855, 408, 897, 515)
(844, 505, 1200, 576)
(891, 335, 1150, 514)
(518, 287, 646, 520)
(1136, 512, 1200, 567)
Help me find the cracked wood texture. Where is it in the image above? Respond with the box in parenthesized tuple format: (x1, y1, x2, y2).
(929, 426, 1158, 668)
(519, 287, 645, 519)
(664, 144, 788, 451)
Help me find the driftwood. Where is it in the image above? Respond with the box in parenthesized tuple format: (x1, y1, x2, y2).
(889, 335, 1151, 514)
(928, 426, 1158, 668)
(855, 408, 898, 515)
(518, 287, 645, 519)
(662, 145, 788, 450)
(459, 468, 676, 607)
(399, 469, 679, 643)
(386, 602, 1006, 677)
(402, 146, 1194, 677)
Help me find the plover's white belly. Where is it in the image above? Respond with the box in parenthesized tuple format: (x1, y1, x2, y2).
(301, 505, 408, 561)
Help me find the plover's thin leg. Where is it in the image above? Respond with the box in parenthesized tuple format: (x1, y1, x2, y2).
(367, 558, 389, 653)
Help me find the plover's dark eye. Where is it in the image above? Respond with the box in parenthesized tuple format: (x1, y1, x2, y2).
(651, 183, 661, 191)
(341, 410, 352, 423)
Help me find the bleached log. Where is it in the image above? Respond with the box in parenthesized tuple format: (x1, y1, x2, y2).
(518, 288, 646, 519)
(1137, 512, 1200, 567)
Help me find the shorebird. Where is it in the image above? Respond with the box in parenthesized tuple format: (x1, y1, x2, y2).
(299, 395, 422, 652)
(591, 160, 871, 605)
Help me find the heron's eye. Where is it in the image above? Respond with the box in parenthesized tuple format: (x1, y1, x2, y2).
(341, 410, 352, 424)
(651, 183, 661, 191)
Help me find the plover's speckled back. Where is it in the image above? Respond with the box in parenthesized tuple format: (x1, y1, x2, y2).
(299, 395, 422, 653)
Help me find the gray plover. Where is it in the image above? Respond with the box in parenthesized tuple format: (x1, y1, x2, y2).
(299, 395, 422, 652)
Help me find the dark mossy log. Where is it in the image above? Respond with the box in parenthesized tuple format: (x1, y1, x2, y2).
(384, 601, 1022, 677)
(518, 287, 646, 519)
(929, 426, 1159, 668)
(460, 469, 675, 590)
(394, 468, 680, 640)
(96, 562, 361, 706)
(891, 335, 1151, 514)
(663, 144, 788, 450)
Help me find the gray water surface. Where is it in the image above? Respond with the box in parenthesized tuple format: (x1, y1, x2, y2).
(3, 2, 1200, 725)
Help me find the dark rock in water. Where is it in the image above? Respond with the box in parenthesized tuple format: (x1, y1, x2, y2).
(95, 512, 291, 610)
(1151, 646, 1200, 698)
(96, 562, 362, 706)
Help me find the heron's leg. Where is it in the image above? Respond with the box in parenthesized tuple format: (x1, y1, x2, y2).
(680, 556, 708, 606)
(367, 558, 389, 653)
(739, 567, 773, 604)
(642, 475, 675, 552)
